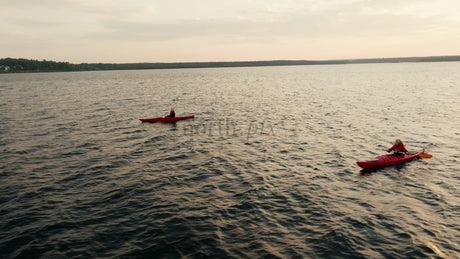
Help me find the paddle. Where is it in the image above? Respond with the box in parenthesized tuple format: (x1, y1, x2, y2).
(376, 148, 432, 158)
(418, 153, 432, 159)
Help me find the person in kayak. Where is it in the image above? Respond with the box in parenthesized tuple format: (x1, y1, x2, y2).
(387, 139, 409, 156)
(165, 108, 175, 118)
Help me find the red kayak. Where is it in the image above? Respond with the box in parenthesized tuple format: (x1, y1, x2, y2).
(139, 115, 194, 123)
(357, 149, 425, 169)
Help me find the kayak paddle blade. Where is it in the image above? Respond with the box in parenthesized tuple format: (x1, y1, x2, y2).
(418, 153, 432, 159)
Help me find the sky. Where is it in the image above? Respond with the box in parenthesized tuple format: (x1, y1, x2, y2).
(1, 0, 460, 63)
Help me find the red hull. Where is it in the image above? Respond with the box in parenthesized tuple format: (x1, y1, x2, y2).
(357, 149, 424, 169)
(139, 115, 194, 123)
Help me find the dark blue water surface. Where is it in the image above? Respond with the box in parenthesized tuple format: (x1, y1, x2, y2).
(1, 62, 459, 258)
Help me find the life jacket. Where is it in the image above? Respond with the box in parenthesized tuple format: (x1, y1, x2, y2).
(387, 143, 408, 155)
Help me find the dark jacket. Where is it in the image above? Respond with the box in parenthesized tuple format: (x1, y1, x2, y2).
(166, 110, 175, 118)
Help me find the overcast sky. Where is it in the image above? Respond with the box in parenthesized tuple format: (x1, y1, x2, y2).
(1, 0, 459, 63)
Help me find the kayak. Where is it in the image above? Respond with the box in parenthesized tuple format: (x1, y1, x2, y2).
(357, 149, 425, 169)
(139, 115, 194, 123)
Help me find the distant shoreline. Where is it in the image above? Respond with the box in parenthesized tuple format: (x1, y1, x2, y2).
(1, 55, 460, 73)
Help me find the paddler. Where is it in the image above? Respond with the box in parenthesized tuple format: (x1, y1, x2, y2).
(165, 108, 175, 118)
(387, 139, 409, 156)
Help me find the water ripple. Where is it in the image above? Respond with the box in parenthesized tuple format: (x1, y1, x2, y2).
(1, 64, 460, 258)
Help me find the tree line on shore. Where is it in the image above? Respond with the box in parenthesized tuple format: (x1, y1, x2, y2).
(1, 56, 460, 73)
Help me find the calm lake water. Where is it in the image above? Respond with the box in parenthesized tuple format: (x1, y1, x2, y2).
(1, 62, 459, 258)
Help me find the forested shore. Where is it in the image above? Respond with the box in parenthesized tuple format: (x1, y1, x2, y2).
(1, 56, 460, 73)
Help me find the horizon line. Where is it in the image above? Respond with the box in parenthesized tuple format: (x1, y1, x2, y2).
(2, 54, 460, 65)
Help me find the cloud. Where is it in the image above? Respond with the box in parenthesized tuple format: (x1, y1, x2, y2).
(1, 0, 459, 62)
(90, 2, 456, 42)
(3, 0, 458, 40)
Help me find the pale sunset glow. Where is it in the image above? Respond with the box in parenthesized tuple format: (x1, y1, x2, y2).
(1, 0, 459, 63)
